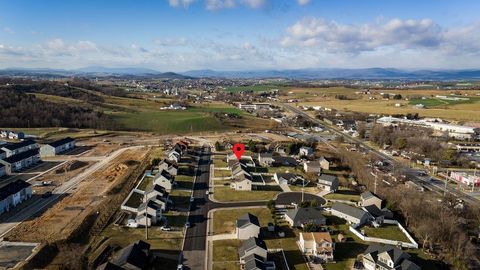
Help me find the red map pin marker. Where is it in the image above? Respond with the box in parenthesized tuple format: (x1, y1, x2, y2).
(232, 143, 245, 161)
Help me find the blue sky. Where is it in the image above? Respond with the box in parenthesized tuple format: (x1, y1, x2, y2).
(1, 0, 480, 71)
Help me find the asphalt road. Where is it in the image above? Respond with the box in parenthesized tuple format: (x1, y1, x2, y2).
(281, 103, 479, 205)
(181, 148, 327, 270)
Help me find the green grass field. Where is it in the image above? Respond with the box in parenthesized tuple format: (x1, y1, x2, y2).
(213, 186, 281, 202)
(224, 84, 287, 93)
(361, 224, 411, 242)
(409, 96, 480, 107)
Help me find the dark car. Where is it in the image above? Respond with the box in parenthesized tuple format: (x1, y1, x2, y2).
(42, 191, 53, 198)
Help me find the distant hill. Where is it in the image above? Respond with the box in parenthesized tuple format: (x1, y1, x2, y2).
(182, 68, 480, 80)
(2, 67, 480, 80)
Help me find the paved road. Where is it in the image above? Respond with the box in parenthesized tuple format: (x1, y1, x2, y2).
(181, 148, 327, 270)
(281, 103, 479, 205)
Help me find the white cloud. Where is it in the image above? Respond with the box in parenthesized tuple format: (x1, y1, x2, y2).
(206, 0, 236, 10)
(297, 0, 310, 5)
(3, 27, 15, 34)
(168, 0, 196, 8)
(240, 0, 267, 9)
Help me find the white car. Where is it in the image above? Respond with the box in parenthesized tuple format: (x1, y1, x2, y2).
(185, 222, 191, 228)
(190, 196, 195, 202)
(160, 226, 171, 231)
(206, 190, 209, 195)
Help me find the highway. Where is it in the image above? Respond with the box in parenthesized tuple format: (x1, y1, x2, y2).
(280, 103, 479, 205)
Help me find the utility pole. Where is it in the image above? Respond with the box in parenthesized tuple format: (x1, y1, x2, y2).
(444, 169, 448, 196)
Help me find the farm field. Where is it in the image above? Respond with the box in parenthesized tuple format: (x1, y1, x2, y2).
(286, 87, 480, 122)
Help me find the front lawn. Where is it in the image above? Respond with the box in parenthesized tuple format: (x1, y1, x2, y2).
(213, 186, 280, 202)
(212, 208, 273, 234)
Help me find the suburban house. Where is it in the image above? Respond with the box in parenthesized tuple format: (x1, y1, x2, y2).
(303, 161, 322, 174)
(317, 174, 339, 192)
(238, 237, 268, 264)
(39, 137, 76, 157)
(299, 232, 334, 262)
(0, 148, 41, 174)
(0, 164, 5, 178)
(7, 131, 25, 140)
(145, 184, 169, 211)
(362, 244, 420, 270)
(136, 200, 162, 227)
(272, 156, 298, 167)
(231, 175, 253, 191)
(236, 213, 261, 240)
(273, 172, 305, 186)
(157, 159, 178, 176)
(359, 191, 383, 209)
(362, 205, 394, 226)
(331, 202, 370, 225)
(244, 253, 276, 270)
(1, 140, 38, 157)
(153, 169, 175, 192)
(258, 153, 274, 167)
(168, 148, 182, 163)
(299, 146, 314, 157)
(97, 240, 150, 270)
(0, 180, 32, 215)
(285, 207, 326, 227)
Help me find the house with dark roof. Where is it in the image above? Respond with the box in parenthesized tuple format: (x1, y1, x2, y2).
(136, 200, 162, 227)
(362, 244, 420, 270)
(244, 253, 276, 270)
(317, 174, 339, 192)
(97, 240, 150, 270)
(0, 148, 40, 174)
(40, 137, 76, 157)
(1, 140, 38, 158)
(272, 156, 298, 167)
(238, 237, 268, 264)
(237, 213, 260, 240)
(284, 207, 326, 227)
(0, 149, 6, 160)
(331, 202, 370, 225)
(362, 205, 394, 226)
(153, 169, 175, 191)
(273, 172, 305, 186)
(0, 180, 32, 215)
(157, 159, 178, 176)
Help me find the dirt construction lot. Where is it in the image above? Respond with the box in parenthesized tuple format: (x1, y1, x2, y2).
(5, 147, 150, 243)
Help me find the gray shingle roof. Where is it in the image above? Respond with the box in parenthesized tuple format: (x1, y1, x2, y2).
(286, 207, 326, 225)
(332, 202, 368, 220)
(361, 191, 377, 200)
(318, 174, 337, 183)
(1, 140, 36, 151)
(238, 237, 267, 258)
(237, 213, 260, 228)
(363, 244, 419, 270)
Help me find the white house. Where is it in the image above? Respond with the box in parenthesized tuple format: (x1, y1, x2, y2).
(299, 232, 334, 262)
(157, 159, 178, 176)
(359, 191, 383, 209)
(236, 213, 260, 240)
(273, 172, 305, 186)
(153, 169, 175, 192)
(231, 177, 253, 191)
(257, 153, 274, 167)
(0, 180, 32, 215)
(299, 146, 314, 157)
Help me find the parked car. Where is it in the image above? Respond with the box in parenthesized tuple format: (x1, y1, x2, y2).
(205, 190, 209, 195)
(160, 226, 171, 231)
(185, 222, 191, 228)
(190, 196, 195, 202)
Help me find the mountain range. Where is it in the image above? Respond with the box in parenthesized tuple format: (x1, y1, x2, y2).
(2, 66, 480, 80)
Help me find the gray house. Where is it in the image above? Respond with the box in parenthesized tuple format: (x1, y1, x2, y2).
(363, 244, 420, 270)
(0, 180, 32, 215)
(273, 172, 305, 186)
(317, 174, 339, 192)
(257, 153, 274, 167)
(237, 213, 261, 240)
(0, 149, 41, 174)
(285, 207, 326, 227)
(244, 253, 276, 270)
(97, 240, 150, 270)
(330, 202, 369, 225)
(40, 137, 76, 157)
(359, 191, 383, 209)
(238, 237, 268, 264)
(153, 169, 175, 192)
(157, 159, 178, 176)
(1, 140, 38, 158)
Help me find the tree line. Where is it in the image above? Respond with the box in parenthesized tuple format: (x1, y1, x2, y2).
(0, 90, 113, 129)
